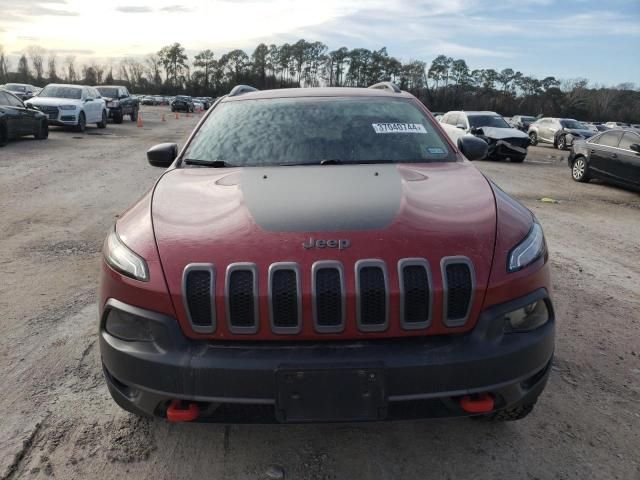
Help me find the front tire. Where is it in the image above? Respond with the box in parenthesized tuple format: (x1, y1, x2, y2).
(75, 112, 86, 132)
(556, 135, 567, 150)
(481, 402, 536, 422)
(97, 110, 107, 129)
(571, 156, 591, 182)
(0, 124, 7, 147)
(510, 154, 526, 163)
(528, 132, 538, 146)
(34, 119, 49, 139)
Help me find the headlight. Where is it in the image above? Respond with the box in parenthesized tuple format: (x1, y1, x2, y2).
(104, 228, 149, 281)
(507, 221, 546, 272)
(59, 105, 77, 110)
(504, 300, 550, 332)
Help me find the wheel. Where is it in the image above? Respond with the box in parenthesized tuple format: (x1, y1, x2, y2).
(130, 108, 138, 122)
(472, 402, 536, 422)
(75, 112, 86, 132)
(34, 119, 49, 139)
(510, 155, 526, 163)
(171, 107, 175, 112)
(0, 124, 7, 147)
(528, 132, 538, 146)
(113, 112, 123, 124)
(571, 156, 591, 182)
(97, 110, 107, 129)
(556, 135, 566, 150)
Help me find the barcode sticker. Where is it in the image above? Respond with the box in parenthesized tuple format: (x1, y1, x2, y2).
(372, 123, 427, 134)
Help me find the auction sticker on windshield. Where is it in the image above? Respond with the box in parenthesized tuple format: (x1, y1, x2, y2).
(372, 123, 427, 134)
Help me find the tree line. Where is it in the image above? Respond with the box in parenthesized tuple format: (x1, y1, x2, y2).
(0, 40, 638, 122)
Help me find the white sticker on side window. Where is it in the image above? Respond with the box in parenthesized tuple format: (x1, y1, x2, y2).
(372, 123, 427, 134)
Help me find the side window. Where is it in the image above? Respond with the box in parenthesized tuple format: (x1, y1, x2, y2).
(92, 87, 100, 98)
(618, 132, 640, 151)
(447, 114, 459, 126)
(0, 92, 9, 105)
(6, 93, 23, 108)
(122, 88, 129, 97)
(596, 131, 623, 147)
(441, 114, 450, 124)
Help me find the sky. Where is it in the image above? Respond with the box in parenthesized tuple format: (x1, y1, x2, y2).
(0, 0, 638, 85)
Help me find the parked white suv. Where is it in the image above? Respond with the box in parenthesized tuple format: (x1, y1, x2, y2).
(440, 111, 530, 162)
(27, 84, 107, 132)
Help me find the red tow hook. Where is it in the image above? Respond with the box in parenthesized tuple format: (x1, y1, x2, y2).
(167, 400, 200, 422)
(460, 393, 495, 414)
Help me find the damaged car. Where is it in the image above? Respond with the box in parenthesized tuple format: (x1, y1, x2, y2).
(528, 118, 594, 150)
(440, 111, 530, 162)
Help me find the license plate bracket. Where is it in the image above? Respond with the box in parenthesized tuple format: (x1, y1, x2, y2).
(275, 367, 386, 423)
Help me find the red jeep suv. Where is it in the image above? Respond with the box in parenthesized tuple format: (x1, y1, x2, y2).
(99, 83, 554, 423)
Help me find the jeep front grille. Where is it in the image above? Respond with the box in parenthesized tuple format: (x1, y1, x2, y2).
(442, 258, 475, 327)
(183, 264, 215, 333)
(356, 260, 389, 331)
(182, 257, 475, 336)
(269, 263, 301, 334)
(399, 259, 432, 329)
(226, 263, 258, 333)
(312, 261, 345, 333)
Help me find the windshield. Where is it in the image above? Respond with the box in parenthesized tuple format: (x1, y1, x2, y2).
(183, 97, 456, 166)
(39, 85, 82, 99)
(6, 84, 26, 92)
(97, 87, 118, 98)
(468, 115, 511, 129)
(561, 119, 587, 129)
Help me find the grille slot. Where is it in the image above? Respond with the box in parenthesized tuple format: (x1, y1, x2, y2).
(442, 257, 475, 327)
(226, 264, 258, 334)
(356, 260, 388, 332)
(269, 263, 301, 334)
(182, 264, 215, 333)
(312, 261, 345, 333)
(398, 259, 432, 329)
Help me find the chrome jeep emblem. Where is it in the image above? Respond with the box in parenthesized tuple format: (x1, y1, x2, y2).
(303, 238, 351, 250)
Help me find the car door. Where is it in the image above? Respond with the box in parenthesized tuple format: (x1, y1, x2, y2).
(588, 131, 623, 179)
(83, 88, 97, 122)
(0, 91, 27, 135)
(8, 93, 39, 135)
(120, 88, 131, 114)
(615, 131, 640, 187)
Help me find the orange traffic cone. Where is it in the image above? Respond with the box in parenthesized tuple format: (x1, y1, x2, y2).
(137, 112, 143, 128)
(175, 112, 180, 120)
(161, 113, 166, 122)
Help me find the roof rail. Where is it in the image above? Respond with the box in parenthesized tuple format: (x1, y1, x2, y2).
(368, 82, 401, 93)
(228, 85, 259, 97)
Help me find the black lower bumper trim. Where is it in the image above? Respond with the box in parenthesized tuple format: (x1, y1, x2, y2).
(100, 289, 554, 422)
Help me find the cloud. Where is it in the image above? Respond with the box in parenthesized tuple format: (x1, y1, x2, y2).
(38, 7, 79, 16)
(115, 6, 153, 13)
(159, 4, 192, 13)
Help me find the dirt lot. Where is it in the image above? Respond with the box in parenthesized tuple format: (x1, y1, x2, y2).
(1, 106, 638, 479)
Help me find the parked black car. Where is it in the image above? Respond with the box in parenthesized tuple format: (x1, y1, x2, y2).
(511, 115, 537, 132)
(171, 95, 194, 113)
(2, 83, 38, 101)
(569, 129, 640, 190)
(96, 85, 139, 124)
(0, 89, 49, 146)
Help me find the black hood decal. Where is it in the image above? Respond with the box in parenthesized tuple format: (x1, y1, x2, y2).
(240, 164, 402, 232)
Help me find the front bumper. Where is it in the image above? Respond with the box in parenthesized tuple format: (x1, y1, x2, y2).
(100, 289, 554, 423)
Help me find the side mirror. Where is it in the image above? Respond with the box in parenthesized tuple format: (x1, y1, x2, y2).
(147, 143, 178, 168)
(470, 126, 480, 135)
(458, 136, 488, 161)
(456, 123, 466, 130)
(630, 144, 640, 154)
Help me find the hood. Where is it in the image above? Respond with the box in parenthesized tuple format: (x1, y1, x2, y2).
(152, 163, 497, 314)
(28, 97, 81, 107)
(565, 128, 593, 138)
(475, 127, 529, 140)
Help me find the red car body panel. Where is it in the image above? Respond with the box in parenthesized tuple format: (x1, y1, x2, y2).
(134, 160, 499, 341)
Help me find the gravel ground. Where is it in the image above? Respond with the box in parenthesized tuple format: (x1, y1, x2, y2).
(0, 106, 638, 480)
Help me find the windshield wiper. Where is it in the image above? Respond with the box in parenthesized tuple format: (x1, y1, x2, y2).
(183, 159, 236, 167)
